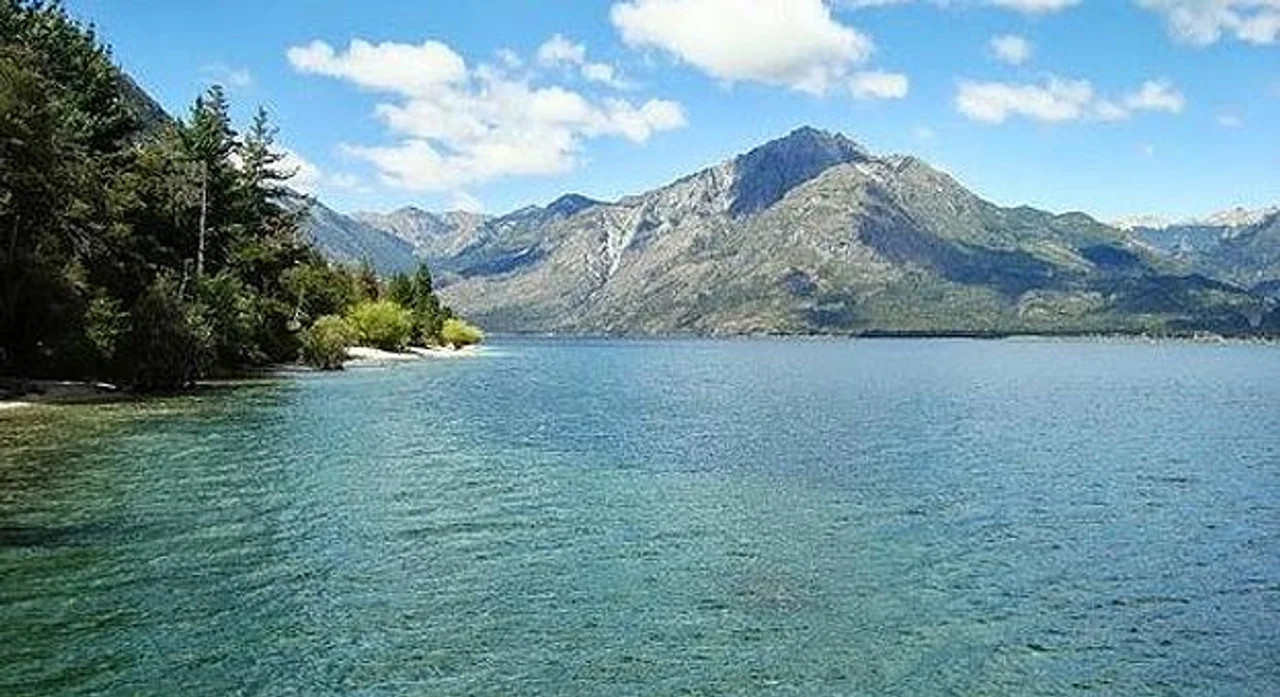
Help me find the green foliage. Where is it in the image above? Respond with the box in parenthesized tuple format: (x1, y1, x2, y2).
(355, 259, 381, 301)
(123, 275, 211, 391)
(300, 315, 353, 370)
(439, 318, 484, 347)
(282, 259, 358, 325)
(346, 300, 413, 352)
(0, 3, 483, 385)
(386, 263, 453, 345)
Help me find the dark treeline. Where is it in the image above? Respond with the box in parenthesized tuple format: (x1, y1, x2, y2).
(0, 1, 477, 390)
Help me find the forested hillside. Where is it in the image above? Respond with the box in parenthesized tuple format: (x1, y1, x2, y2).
(0, 1, 473, 389)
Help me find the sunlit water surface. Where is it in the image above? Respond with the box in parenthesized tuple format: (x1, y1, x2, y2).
(1, 338, 1278, 696)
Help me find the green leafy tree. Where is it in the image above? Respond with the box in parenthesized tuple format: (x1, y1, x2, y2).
(300, 315, 354, 370)
(123, 274, 211, 390)
(439, 318, 484, 347)
(0, 2, 483, 386)
(346, 300, 413, 352)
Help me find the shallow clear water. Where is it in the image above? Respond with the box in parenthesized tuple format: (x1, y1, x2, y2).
(1, 338, 1278, 696)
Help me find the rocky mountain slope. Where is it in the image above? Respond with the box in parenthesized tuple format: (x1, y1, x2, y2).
(1200, 211, 1280, 297)
(1119, 207, 1280, 297)
(313, 127, 1278, 335)
(352, 207, 488, 261)
(287, 196, 417, 274)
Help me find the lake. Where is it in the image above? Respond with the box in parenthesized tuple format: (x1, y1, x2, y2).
(1, 338, 1278, 696)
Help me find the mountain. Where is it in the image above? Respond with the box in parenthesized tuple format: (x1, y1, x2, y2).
(427, 128, 1270, 334)
(314, 127, 1277, 335)
(1200, 212, 1280, 297)
(286, 196, 417, 274)
(1119, 205, 1278, 255)
(1119, 206, 1280, 296)
(120, 74, 171, 136)
(352, 207, 489, 261)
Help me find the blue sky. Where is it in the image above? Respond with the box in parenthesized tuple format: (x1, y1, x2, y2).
(67, 0, 1279, 221)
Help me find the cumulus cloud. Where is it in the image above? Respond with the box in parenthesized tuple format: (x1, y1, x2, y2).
(956, 76, 1094, 123)
(990, 34, 1032, 65)
(288, 38, 685, 192)
(279, 148, 322, 193)
(1137, 0, 1280, 45)
(849, 70, 909, 99)
(840, 0, 1078, 12)
(200, 63, 254, 88)
(450, 191, 485, 213)
(955, 75, 1186, 123)
(1121, 79, 1185, 113)
(286, 40, 467, 95)
(536, 34, 588, 66)
(987, 0, 1079, 12)
(610, 0, 874, 95)
(535, 34, 632, 89)
(276, 147, 362, 195)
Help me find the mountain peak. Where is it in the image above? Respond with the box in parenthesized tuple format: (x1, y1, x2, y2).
(546, 193, 599, 218)
(729, 126, 869, 217)
(391, 205, 433, 218)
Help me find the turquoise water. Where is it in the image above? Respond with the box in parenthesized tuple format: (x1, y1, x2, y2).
(1, 338, 1278, 696)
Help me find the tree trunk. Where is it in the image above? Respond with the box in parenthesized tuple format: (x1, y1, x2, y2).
(197, 160, 207, 278)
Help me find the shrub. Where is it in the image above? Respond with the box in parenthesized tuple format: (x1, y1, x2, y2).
(345, 300, 413, 352)
(300, 315, 354, 370)
(125, 275, 212, 391)
(439, 318, 484, 347)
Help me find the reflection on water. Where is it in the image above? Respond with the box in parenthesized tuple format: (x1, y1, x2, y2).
(1, 339, 1278, 696)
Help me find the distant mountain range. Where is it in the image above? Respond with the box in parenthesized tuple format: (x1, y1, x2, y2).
(1115, 208, 1280, 298)
(303, 127, 1279, 335)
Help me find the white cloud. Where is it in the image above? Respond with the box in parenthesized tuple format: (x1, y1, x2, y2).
(849, 70, 909, 99)
(289, 38, 686, 192)
(536, 34, 588, 67)
(1094, 99, 1131, 121)
(1137, 0, 1280, 45)
(840, 0, 1078, 10)
(200, 63, 253, 88)
(450, 191, 485, 213)
(990, 34, 1032, 65)
(496, 48, 523, 69)
(277, 147, 363, 195)
(955, 75, 1186, 123)
(1140, 143, 1157, 156)
(287, 39, 467, 95)
(1122, 79, 1185, 113)
(913, 125, 936, 140)
(956, 76, 1094, 123)
(1218, 113, 1244, 128)
(535, 34, 632, 89)
(987, 0, 1079, 12)
(279, 148, 322, 193)
(610, 0, 873, 95)
(326, 172, 363, 190)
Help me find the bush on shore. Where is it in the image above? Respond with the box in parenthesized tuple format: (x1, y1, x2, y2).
(300, 315, 354, 370)
(439, 318, 484, 348)
(346, 300, 413, 352)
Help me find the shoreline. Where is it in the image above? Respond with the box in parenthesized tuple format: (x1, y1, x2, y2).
(3, 332, 1273, 411)
(478, 329, 1280, 345)
(343, 344, 481, 368)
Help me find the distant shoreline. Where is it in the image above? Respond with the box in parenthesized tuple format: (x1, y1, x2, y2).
(2, 332, 1274, 412)
(479, 329, 1280, 343)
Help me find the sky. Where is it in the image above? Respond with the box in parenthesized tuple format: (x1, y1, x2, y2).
(66, 0, 1280, 221)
